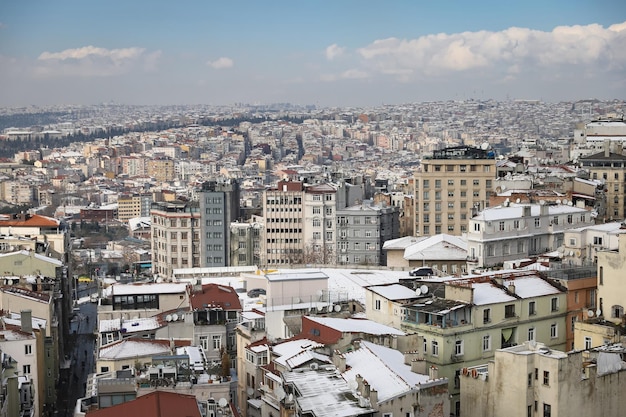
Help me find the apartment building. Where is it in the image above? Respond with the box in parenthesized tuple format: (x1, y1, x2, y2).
(461, 341, 626, 417)
(303, 183, 337, 265)
(117, 193, 152, 222)
(230, 219, 263, 267)
(400, 271, 567, 416)
(467, 202, 594, 268)
(414, 146, 496, 236)
(199, 179, 241, 267)
(147, 156, 175, 182)
(561, 222, 624, 266)
(336, 200, 399, 266)
(262, 181, 305, 266)
(579, 147, 626, 221)
(597, 234, 626, 325)
(151, 201, 201, 278)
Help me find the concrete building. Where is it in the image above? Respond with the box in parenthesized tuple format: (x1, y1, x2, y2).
(561, 222, 625, 266)
(150, 200, 201, 278)
(303, 183, 337, 265)
(579, 148, 626, 221)
(401, 270, 567, 416)
(336, 200, 399, 266)
(229, 219, 263, 267)
(597, 234, 626, 325)
(117, 194, 152, 223)
(460, 341, 626, 417)
(383, 234, 468, 274)
(414, 146, 496, 236)
(467, 202, 594, 269)
(146, 157, 175, 182)
(235, 312, 266, 416)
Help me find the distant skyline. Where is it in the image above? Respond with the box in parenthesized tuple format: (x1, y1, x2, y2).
(1, 1, 625, 108)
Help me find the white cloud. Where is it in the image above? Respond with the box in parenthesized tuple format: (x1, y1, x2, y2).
(207, 57, 234, 69)
(356, 21, 626, 80)
(340, 69, 368, 80)
(325, 44, 345, 60)
(35, 45, 160, 77)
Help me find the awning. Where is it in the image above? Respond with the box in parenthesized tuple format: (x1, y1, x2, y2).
(502, 328, 513, 342)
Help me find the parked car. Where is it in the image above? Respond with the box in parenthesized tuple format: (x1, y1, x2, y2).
(409, 267, 434, 277)
(247, 288, 266, 298)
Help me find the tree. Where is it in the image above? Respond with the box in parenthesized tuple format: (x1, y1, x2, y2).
(220, 348, 231, 379)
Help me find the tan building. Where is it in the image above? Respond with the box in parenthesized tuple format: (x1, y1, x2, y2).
(461, 341, 626, 417)
(147, 157, 175, 182)
(597, 234, 626, 324)
(580, 149, 626, 221)
(414, 146, 496, 236)
(117, 194, 151, 222)
(383, 234, 468, 274)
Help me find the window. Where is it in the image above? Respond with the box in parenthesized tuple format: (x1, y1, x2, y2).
(528, 327, 535, 341)
(543, 371, 550, 385)
(212, 335, 222, 350)
(483, 308, 491, 324)
(534, 218, 540, 228)
(528, 373, 533, 387)
(550, 323, 558, 338)
(551, 297, 559, 312)
(423, 180, 430, 188)
(499, 221, 505, 231)
(313, 207, 321, 214)
(455, 340, 464, 356)
(375, 299, 381, 310)
(23, 365, 31, 374)
(25, 344, 32, 355)
(431, 340, 439, 356)
(543, 404, 551, 417)
(529, 301, 536, 316)
(199, 336, 208, 350)
(584, 336, 592, 349)
(473, 179, 480, 186)
(474, 223, 481, 232)
(612, 305, 624, 319)
(482, 335, 491, 351)
(505, 304, 515, 318)
(599, 266, 603, 285)
(593, 236, 603, 245)
(435, 180, 441, 188)
(448, 179, 455, 186)
(514, 220, 520, 229)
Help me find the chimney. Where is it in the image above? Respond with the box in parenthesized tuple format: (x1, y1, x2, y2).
(604, 140, 610, 158)
(368, 388, 378, 406)
(404, 350, 420, 366)
(332, 350, 346, 372)
(411, 358, 427, 374)
(429, 365, 439, 380)
(20, 310, 32, 333)
(508, 283, 516, 294)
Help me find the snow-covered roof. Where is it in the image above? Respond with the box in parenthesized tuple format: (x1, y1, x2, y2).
(403, 233, 467, 261)
(265, 269, 329, 282)
(272, 338, 324, 367)
(306, 317, 405, 336)
(343, 341, 432, 402)
(99, 316, 160, 333)
(368, 284, 419, 301)
(0, 250, 63, 266)
(503, 276, 561, 299)
(471, 282, 517, 305)
(473, 203, 587, 221)
(382, 236, 428, 250)
(98, 339, 171, 360)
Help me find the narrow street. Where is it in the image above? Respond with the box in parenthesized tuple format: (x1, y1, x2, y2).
(55, 283, 97, 416)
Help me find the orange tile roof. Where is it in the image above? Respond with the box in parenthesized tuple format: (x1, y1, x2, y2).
(86, 390, 202, 417)
(0, 214, 59, 228)
(190, 283, 242, 311)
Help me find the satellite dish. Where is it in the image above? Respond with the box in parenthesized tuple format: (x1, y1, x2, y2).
(294, 297, 301, 304)
(310, 363, 319, 370)
(247, 387, 254, 396)
(556, 199, 561, 205)
(180, 314, 185, 320)
(568, 201, 573, 206)
(275, 387, 286, 401)
(218, 398, 228, 408)
(596, 309, 602, 317)
(420, 285, 429, 294)
(172, 313, 179, 321)
(539, 200, 545, 206)
(415, 288, 422, 296)
(316, 305, 323, 312)
(334, 304, 341, 312)
(516, 199, 521, 204)
(348, 379, 358, 390)
(481, 142, 489, 150)
(587, 309, 595, 317)
(165, 315, 172, 322)
(156, 277, 163, 283)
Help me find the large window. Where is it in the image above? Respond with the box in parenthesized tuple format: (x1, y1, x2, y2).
(483, 308, 491, 324)
(455, 340, 464, 356)
(482, 335, 491, 351)
(529, 301, 536, 316)
(505, 304, 516, 318)
(551, 297, 559, 312)
(550, 323, 558, 338)
(431, 340, 439, 356)
(113, 294, 159, 310)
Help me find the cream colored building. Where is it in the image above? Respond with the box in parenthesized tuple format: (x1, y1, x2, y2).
(580, 148, 626, 221)
(573, 320, 625, 351)
(597, 234, 626, 324)
(461, 341, 626, 417)
(366, 283, 422, 330)
(401, 271, 567, 416)
(414, 146, 496, 236)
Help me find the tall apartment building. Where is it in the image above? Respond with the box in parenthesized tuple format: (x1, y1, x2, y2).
(303, 183, 337, 265)
(414, 146, 496, 236)
(147, 156, 175, 182)
(580, 147, 626, 221)
(262, 181, 305, 266)
(198, 179, 241, 267)
(117, 193, 152, 222)
(336, 200, 399, 266)
(230, 219, 263, 267)
(150, 200, 201, 278)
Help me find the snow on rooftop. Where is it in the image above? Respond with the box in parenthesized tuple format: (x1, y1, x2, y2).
(504, 276, 561, 299)
(272, 339, 323, 366)
(473, 203, 586, 221)
(99, 339, 171, 360)
(368, 284, 418, 300)
(306, 317, 405, 336)
(320, 268, 403, 304)
(343, 341, 431, 402)
(99, 316, 160, 333)
(112, 282, 188, 296)
(471, 282, 517, 305)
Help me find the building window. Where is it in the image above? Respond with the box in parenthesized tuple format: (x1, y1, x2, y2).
(483, 308, 491, 324)
(551, 297, 559, 312)
(375, 299, 381, 310)
(199, 336, 208, 351)
(528, 327, 535, 341)
(505, 304, 515, 318)
(599, 266, 603, 285)
(499, 221, 505, 231)
(534, 218, 540, 227)
(528, 373, 533, 387)
(435, 179, 441, 188)
(514, 220, 520, 229)
(612, 305, 624, 319)
(584, 336, 592, 350)
(455, 340, 464, 356)
(23, 364, 31, 374)
(593, 236, 603, 245)
(543, 371, 549, 386)
(212, 335, 222, 350)
(431, 340, 439, 356)
(482, 335, 491, 351)
(550, 323, 558, 338)
(543, 404, 551, 417)
(25, 344, 32, 355)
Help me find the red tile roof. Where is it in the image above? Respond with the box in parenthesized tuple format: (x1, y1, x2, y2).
(0, 214, 59, 228)
(190, 283, 242, 311)
(86, 390, 202, 417)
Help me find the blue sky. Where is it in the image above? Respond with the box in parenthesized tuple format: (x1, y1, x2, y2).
(1, 1, 625, 107)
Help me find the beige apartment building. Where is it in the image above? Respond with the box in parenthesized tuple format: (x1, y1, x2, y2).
(147, 157, 176, 182)
(580, 148, 626, 221)
(597, 234, 626, 325)
(414, 146, 496, 236)
(117, 193, 151, 222)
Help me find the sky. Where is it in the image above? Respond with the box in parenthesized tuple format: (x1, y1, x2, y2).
(0, 0, 625, 108)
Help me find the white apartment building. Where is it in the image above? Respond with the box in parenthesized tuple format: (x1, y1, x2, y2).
(561, 222, 625, 266)
(467, 202, 594, 268)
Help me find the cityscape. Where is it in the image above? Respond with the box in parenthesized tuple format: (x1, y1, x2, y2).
(0, 2, 625, 417)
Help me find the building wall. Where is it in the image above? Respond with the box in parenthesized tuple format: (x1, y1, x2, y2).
(597, 235, 626, 324)
(415, 154, 496, 236)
